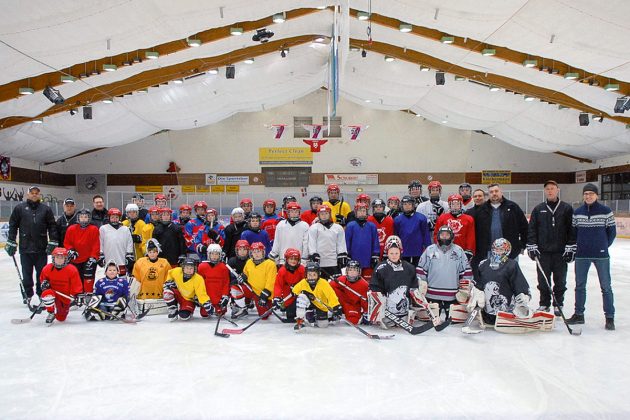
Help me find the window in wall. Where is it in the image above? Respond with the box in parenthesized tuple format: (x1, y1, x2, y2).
(322, 116, 342, 137)
(294, 117, 312, 138)
(601, 172, 630, 200)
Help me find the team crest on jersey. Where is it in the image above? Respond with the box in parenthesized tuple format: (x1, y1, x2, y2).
(447, 218, 463, 234)
(148, 267, 158, 281)
(377, 227, 387, 244)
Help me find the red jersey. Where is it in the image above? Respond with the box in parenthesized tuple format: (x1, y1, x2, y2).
(330, 275, 369, 324)
(434, 212, 476, 254)
(300, 210, 318, 226)
(367, 214, 395, 257)
(261, 215, 282, 242)
(274, 265, 305, 305)
(197, 261, 230, 306)
(40, 263, 83, 300)
(63, 224, 100, 263)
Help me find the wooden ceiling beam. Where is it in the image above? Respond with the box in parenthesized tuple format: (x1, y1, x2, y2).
(351, 38, 630, 125)
(349, 9, 629, 97)
(0, 7, 321, 103)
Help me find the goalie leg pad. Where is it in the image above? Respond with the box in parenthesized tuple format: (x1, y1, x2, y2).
(449, 304, 469, 323)
(415, 302, 439, 322)
(111, 297, 127, 317)
(455, 280, 470, 304)
(367, 291, 385, 324)
(494, 310, 555, 333)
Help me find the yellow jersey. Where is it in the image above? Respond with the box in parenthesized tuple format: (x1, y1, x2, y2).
(292, 278, 340, 312)
(323, 200, 351, 223)
(132, 256, 171, 299)
(141, 222, 156, 254)
(123, 218, 147, 260)
(243, 259, 277, 296)
(167, 267, 210, 305)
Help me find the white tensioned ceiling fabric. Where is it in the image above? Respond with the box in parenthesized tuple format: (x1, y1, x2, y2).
(0, 9, 334, 119)
(371, 0, 630, 81)
(0, 42, 329, 162)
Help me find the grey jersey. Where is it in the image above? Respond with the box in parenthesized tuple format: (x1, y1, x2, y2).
(416, 244, 472, 301)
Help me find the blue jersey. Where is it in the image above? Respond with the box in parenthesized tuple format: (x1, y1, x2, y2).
(345, 220, 380, 268)
(241, 229, 271, 256)
(94, 276, 129, 305)
(394, 212, 431, 257)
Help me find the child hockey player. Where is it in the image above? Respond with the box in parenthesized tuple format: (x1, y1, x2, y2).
(223, 207, 248, 259)
(301, 196, 323, 225)
(85, 260, 130, 320)
(434, 194, 476, 262)
(269, 202, 309, 266)
(230, 242, 277, 318)
(416, 180, 449, 235)
(39, 247, 83, 324)
(394, 196, 431, 265)
(416, 226, 473, 321)
(387, 196, 401, 219)
(197, 244, 230, 316)
(184, 201, 208, 254)
(99, 208, 134, 275)
(323, 184, 351, 226)
(227, 240, 250, 277)
(345, 202, 380, 280)
(163, 258, 213, 321)
(130, 239, 171, 313)
(64, 208, 100, 293)
(330, 260, 369, 324)
(368, 198, 394, 258)
(241, 212, 271, 256)
(291, 262, 342, 330)
(307, 204, 348, 279)
(273, 248, 306, 322)
(261, 199, 281, 243)
(192, 208, 224, 258)
(122, 203, 146, 271)
(466, 238, 554, 333)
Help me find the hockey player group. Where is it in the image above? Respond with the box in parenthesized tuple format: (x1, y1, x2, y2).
(8, 179, 616, 336)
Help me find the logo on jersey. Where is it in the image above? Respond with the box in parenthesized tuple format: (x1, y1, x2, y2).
(148, 267, 158, 281)
(447, 218, 463, 234)
(377, 227, 387, 245)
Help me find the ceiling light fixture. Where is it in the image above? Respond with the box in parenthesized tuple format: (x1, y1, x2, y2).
(103, 98, 113, 104)
(102, 64, 117, 72)
(399, 23, 412, 33)
(61, 75, 76, 83)
(579, 113, 589, 126)
(420, 65, 430, 72)
(317, 6, 327, 10)
(523, 59, 538, 68)
(384, 56, 395, 62)
(489, 85, 500, 92)
(435, 72, 445, 85)
(272, 13, 286, 23)
(604, 83, 620, 92)
(230, 27, 244, 36)
(361, 49, 367, 58)
(244, 58, 254, 64)
(614, 96, 630, 113)
(440, 36, 454, 44)
(43, 86, 64, 104)
(364, 99, 371, 103)
(145, 51, 159, 60)
(454, 75, 466, 81)
(173, 79, 183, 84)
(357, 11, 370, 21)
(32, 118, 43, 124)
(350, 46, 360, 52)
(481, 48, 496, 56)
(19, 87, 34, 95)
(208, 68, 219, 75)
(564, 72, 579, 80)
(187, 38, 202, 47)
(524, 95, 536, 101)
(137, 88, 148, 93)
(280, 48, 288, 58)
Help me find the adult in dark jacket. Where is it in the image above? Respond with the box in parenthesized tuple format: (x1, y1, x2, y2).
(90, 195, 108, 228)
(152, 208, 186, 266)
(6, 186, 58, 301)
(526, 181, 576, 313)
(469, 184, 528, 274)
(56, 198, 78, 245)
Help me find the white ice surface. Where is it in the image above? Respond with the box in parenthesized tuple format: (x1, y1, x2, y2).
(1, 241, 629, 419)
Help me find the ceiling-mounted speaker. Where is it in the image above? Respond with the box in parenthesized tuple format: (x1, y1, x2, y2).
(83, 106, 92, 120)
(226, 65, 235, 79)
(579, 113, 589, 126)
(436, 72, 445, 85)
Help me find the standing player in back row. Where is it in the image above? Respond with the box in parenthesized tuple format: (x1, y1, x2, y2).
(324, 184, 351, 226)
(434, 194, 476, 262)
(416, 180, 449, 237)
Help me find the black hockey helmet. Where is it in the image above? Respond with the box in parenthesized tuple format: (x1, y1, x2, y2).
(309, 196, 323, 204)
(401, 195, 414, 205)
(346, 260, 361, 282)
(77, 208, 92, 227)
(437, 225, 454, 249)
(408, 180, 422, 190)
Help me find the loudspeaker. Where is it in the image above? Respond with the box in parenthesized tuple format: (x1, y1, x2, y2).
(83, 106, 92, 120)
(436, 72, 445, 85)
(226, 65, 235, 79)
(578, 113, 589, 126)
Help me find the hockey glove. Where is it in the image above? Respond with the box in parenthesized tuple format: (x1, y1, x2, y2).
(41, 279, 51, 291)
(336, 215, 346, 226)
(467, 287, 485, 312)
(301, 290, 316, 302)
(125, 253, 135, 267)
(97, 253, 105, 267)
(331, 304, 343, 321)
(195, 244, 207, 255)
(131, 234, 142, 244)
(562, 244, 576, 263)
(310, 253, 321, 264)
(371, 255, 380, 268)
(67, 249, 79, 262)
(273, 297, 285, 311)
(219, 295, 229, 309)
(202, 301, 214, 316)
(164, 280, 177, 290)
(526, 244, 540, 261)
(513, 293, 532, 318)
(258, 289, 271, 307)
(84, 258, 97, 278)
(207, 230, 221, 244)
(268, 251, 279, 262)
(46, 241, 58, 255)
(235, 273, 247, 285)
(337, 253, 349, 268)
(464, 250, 474, 262)
(5, 239, 17, 256)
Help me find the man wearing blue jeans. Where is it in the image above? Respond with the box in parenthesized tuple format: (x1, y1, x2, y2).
(568, 183, 616, 330)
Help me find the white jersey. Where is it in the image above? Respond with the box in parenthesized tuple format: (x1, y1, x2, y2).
(307, 222, 347, 267)
(416, 244, 472, 301)
(99, 224, 134, 266)
(270, 219, 309, 264)
(416, 200, 449, 226)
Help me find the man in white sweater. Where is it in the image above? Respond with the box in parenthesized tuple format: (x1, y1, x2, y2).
(307, 205, 348, 279)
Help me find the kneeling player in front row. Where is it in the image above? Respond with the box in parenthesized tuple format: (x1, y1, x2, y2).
(163, 258, 213, 321)
(466, 238, 554, 333)
(40, 247, 83, 324)
(230, 242, 277, 319)
(197, 244, 230, 316)
(84, 260, 130, 320)
(291, 262, 342, 330)
(273, 248, 306, 322)
(330, 260, 369, 325)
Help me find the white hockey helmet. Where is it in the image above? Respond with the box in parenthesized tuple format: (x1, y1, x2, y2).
(125, 203, 139, 213)
(231, 207, 245, 216)
(207, 243, 223, 257)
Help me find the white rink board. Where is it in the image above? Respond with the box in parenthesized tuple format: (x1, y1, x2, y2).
(1, 241, 629, 419)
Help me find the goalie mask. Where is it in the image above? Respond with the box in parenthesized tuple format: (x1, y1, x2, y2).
(437, 226, 454, 251)
(490, 238, 511, 270)
(346, 260, 361, 283)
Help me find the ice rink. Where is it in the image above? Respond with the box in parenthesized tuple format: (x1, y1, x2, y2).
(1, 241, 628, 419)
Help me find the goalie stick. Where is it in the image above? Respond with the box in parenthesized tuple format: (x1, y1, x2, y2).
(535, 257, 581, 336)
(415, 292, 452, 332)
(54, 290, 138, 324)
(461, 307, 483, 334)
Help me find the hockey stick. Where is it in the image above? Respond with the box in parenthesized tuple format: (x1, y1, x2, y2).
(56, 290, 137, 324)
(461, 307, 482, 334)
(214, 314, 230, 338)
(11, 255, 29, 304)
(535, 257, 581, 336)
(10, 301, 45, 324)
(416, 293, 452, 332)
(219, 294, 293, 335)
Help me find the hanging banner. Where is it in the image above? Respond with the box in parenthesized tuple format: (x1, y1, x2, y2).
(302, 124, 324, 139)
(481, 170, 512, 184)
(266, 124, 288, 140)
(344, 125, 369, 141)
(259, 147, 313, 165)
(324, 174, 378, 185)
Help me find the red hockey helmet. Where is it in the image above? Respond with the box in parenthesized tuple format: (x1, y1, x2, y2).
(250, 242, 265, 252)
(51, 247, 68, 257)
(193, 200, 208, 210)
(235, 239, 250, 250)
(240, 198, 253, 206)
(327, 184, 340, 193)
(158, 207, 173, 214)
(286, 201, 301, 211)
(354, 202, 369, 212)
(387, 195, 400, 204)
(107, 208, 122, 217)
(428, 180, 442, 191)
(179, 204, 192, 212)
(206, 208, 218, 217)
(356, 193, 371, 203)
(318, 204, 331, 214)
(149, 206, 160, 213)
(447, 194, 463, 204)
(284, 248, 301, 261)
(263, 199, 277, 209)
(155, 193, 167, 201)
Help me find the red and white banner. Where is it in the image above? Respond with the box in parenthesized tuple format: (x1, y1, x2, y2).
(302, 124, 324, 139)
(303, 139, 328, 152)
(344, 124, 368, 141)
(324, 174, 379, 185)
(267, 124, 287, 140)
